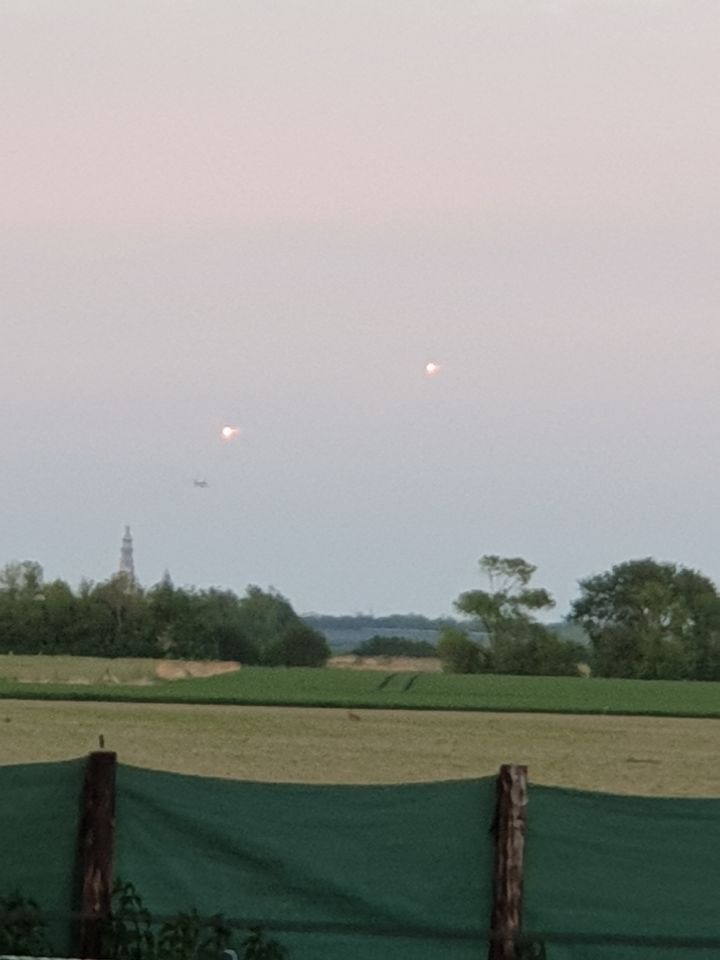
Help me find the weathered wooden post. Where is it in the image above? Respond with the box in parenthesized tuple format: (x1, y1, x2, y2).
(488, 764, 528, 960)
(77, 751, 117, 959)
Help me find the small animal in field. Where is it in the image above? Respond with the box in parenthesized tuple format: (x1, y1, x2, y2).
(346, 710, 361, 721)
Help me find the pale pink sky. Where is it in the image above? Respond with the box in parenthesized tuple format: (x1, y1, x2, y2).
(2, 0, 720, 615)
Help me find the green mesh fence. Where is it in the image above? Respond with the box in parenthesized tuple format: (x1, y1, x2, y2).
(0, 760, 85, 955)
(4, 759, 720, 958)
(524, 785, 720, 959)
(113, 765, 495, 960)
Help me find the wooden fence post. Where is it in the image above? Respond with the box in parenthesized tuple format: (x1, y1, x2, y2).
(77, 751, 117, 959)
(488, 763, 528, 960)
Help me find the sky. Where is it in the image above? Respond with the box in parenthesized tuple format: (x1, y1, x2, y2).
(2, 0, 720, 618)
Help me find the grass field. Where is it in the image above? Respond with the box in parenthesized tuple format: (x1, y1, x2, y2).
(1, 698, 719, 796)
(2, 657, 719, 795)
(1, 657, 720, 718)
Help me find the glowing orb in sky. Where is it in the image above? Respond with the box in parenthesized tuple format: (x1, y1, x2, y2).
(221, 425, 240, 441)
(425, 361, 441, 376)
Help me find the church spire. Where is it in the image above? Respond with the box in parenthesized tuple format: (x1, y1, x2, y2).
(118, 525, 135, 579)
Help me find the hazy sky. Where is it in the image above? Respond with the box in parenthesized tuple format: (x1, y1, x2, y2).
(3, 0, 720, 617)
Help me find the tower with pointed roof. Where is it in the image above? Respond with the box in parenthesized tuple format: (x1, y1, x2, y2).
(118, 525, 135, 579)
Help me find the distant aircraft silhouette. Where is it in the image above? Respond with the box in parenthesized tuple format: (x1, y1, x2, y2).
(193, 479, 209, 488)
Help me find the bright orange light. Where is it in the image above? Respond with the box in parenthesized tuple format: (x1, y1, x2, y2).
(425, 361, 441, 376)
(221, 425, 239, 441)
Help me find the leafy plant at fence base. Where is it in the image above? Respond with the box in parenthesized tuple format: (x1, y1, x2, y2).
(0, 885, 286, 960)
(103, 881, 154, 960)
(241, 927, 287, 960)
(0, 892, 51, 957)
(517, 938, 546, 960)
(105, 880, 284, 960)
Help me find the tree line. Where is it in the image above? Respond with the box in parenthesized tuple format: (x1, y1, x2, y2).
(0, 563, 329, 666)
(3, 554, 720, 680)
(305, 613, 457, 632)
(438, 555, 720, 680)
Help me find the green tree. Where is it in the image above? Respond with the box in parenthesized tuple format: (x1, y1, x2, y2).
(145, 573, 184, 656)
(90, 576, 154, 657)
(263, 622, 330, 667)
(0, 560, 327, 665)
(237, 587, 330, 666)
(0, 562, 46, 653)
(569, 558, 720, 680)
(236, 586, 298, 662)
(69, 581, 117, 656)
(436, 626, 484, 674)
(0, 561, 44, 599)
(488, 623, 584, 677)
(195, 588, 257, 662)
(38, 579, 78, 654)
(454, 555, 556, 672)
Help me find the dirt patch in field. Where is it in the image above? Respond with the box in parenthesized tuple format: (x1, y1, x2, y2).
(154, 660, 242, 681)
(327, 655, 441, 673)
(0, 655, 242, 686)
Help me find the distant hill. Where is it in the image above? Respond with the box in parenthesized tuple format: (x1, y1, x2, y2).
(301, 614, 587, 653)
(301, 614, 472, 652)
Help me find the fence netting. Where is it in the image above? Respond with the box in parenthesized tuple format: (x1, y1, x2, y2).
(3, 760, 720, 958)
(114, 765, 494, 960)
(523, 784, 720, 960)
(0, 760, 85, 954)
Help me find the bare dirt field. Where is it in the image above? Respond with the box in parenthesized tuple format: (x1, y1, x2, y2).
(1, 699, 719, 796)
(0, 656, 240, 685)
(153, 660, 241, 680)
(327, 655, 441, 672)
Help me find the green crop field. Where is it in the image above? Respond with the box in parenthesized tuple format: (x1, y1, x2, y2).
(1, 658, 720, 718)
(1, 657, 719, 795)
